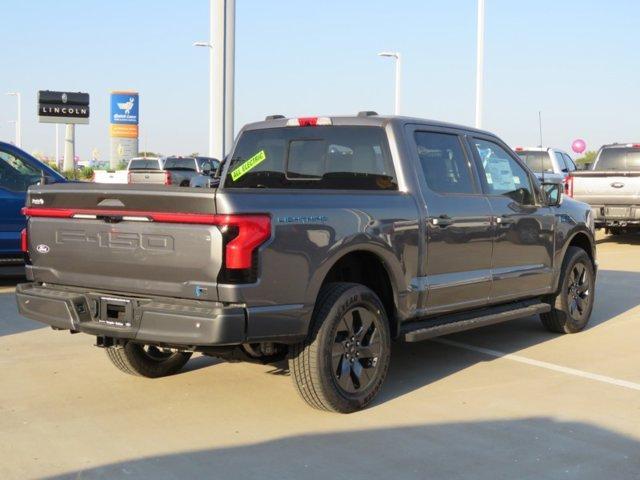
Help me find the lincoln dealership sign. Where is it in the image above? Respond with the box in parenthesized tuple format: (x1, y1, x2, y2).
(38, 90, 90, 124)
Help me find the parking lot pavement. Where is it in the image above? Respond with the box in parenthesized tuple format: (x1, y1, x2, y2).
(1, 232, 639, 480)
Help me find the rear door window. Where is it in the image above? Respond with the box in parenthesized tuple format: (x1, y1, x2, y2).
(413, 131, 476, 194)
(225, 126, 397, 190)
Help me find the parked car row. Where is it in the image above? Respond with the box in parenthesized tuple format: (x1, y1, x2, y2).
(94, 155, 221, 187)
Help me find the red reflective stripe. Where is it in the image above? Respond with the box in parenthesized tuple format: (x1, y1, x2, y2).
(22, 207, 75, 218)
(22, 207, 216, 223)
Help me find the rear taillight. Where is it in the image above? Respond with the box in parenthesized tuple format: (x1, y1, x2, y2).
(20, 228, 28, 253)
(127, 171, 133, 183)
(164, 171, 172, 185)
(564, 175, 574, 197)
(217, 215, 271, 284)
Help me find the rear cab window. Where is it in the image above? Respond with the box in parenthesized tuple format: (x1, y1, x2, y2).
(595, 147, 640, 171)
(224, 126, 397, 190)
(516, 150, 554, 173)
(128, 159, 161, 170)
(164, 157, 198, 171)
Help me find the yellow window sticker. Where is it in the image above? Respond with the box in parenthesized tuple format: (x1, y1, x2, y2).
(230, 150, 267, 181)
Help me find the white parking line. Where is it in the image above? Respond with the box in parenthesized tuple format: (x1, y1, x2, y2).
(433, 338, 640, 392)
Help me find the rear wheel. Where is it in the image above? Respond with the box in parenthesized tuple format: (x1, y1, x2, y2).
(541, 247, 595, 333)
(289, 283, 391, 413)
(106, 342, 192, 378)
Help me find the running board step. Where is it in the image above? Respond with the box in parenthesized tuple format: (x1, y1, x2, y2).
(402, 301, 551, 343)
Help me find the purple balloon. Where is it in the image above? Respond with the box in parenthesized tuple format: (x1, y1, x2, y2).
(572, 139, 586, 154)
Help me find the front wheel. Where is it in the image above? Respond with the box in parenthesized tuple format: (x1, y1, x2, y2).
(288, 283, 391, 413)
(541, 247, 595, 333)
(106, 342, 192, 378)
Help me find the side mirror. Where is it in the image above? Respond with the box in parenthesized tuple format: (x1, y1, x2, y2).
(542, 182, 562, 207)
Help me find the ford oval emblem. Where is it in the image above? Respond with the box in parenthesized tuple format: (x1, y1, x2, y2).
(611, 182, 624, 188)
(36, 244, 50, 254)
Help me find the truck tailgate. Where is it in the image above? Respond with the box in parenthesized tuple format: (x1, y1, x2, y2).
(571, 171, 640, 205)
(24, 183, 223, 301)
(128, 170, 168, 185)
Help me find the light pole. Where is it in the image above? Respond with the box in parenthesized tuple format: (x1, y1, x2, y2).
(6, 121, 17, 145)
(475, 0, 485, 129)
(193, 40, 215, 157)
(194, 0, 235, 160)
(6, 92, 21, 147)
(378, 52, 401, 115)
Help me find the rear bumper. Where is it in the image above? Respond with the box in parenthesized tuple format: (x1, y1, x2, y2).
(15, 283, 309, 346)
(16, 283, 246, 346)
(591, 205, 640, 227)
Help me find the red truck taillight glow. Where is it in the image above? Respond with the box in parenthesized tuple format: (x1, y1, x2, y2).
(21, 207, 270, 271)
(20, 228, 28, 253)
(563, 175, 574, 197)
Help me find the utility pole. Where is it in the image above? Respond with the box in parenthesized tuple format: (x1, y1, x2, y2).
(378, 52, 401, 115)
(6, 92, 21, 147)
(195, 0, 235, 159)
(475, 0, 485, 129)
(63, 125, 75, 172)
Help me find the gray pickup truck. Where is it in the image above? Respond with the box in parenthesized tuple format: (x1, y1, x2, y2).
(16, 114, 597, 413)
(570, 143, 640, 234)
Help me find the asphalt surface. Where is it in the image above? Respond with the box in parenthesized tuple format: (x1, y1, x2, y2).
(1, 231, 639, 479)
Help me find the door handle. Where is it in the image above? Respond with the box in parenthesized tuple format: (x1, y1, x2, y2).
(495, 216, 514, 226)
(429, 215, 454, 227)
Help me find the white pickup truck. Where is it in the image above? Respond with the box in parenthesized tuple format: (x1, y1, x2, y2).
(93, 158, 165, 184)
(570, 143, 640, 234)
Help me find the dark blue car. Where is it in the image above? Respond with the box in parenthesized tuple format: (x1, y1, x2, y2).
(0, 141, 65, 273)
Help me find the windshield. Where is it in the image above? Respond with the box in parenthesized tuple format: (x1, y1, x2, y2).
(164, 157, 197, 170)
(595, 147, 640, 171)
(128, 159, 161, 170)
(224, 126, 397, 190)
(516, 151, 554, 173)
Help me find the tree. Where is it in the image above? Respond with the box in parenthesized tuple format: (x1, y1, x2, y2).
(575, 150, 596, 166)
(137, 151, 160, 158)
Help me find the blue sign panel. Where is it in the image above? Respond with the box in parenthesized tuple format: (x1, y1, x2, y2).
(110, 92, 139, 125)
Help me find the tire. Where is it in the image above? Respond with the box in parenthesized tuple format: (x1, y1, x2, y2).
(541, 246, 595, 333)
(609, 227, 623, 236)
(105, 342, 192, 378)
(288, 283, 391, 413)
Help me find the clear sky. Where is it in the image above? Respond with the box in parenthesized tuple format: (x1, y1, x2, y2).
(1, 0, 638, 161)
